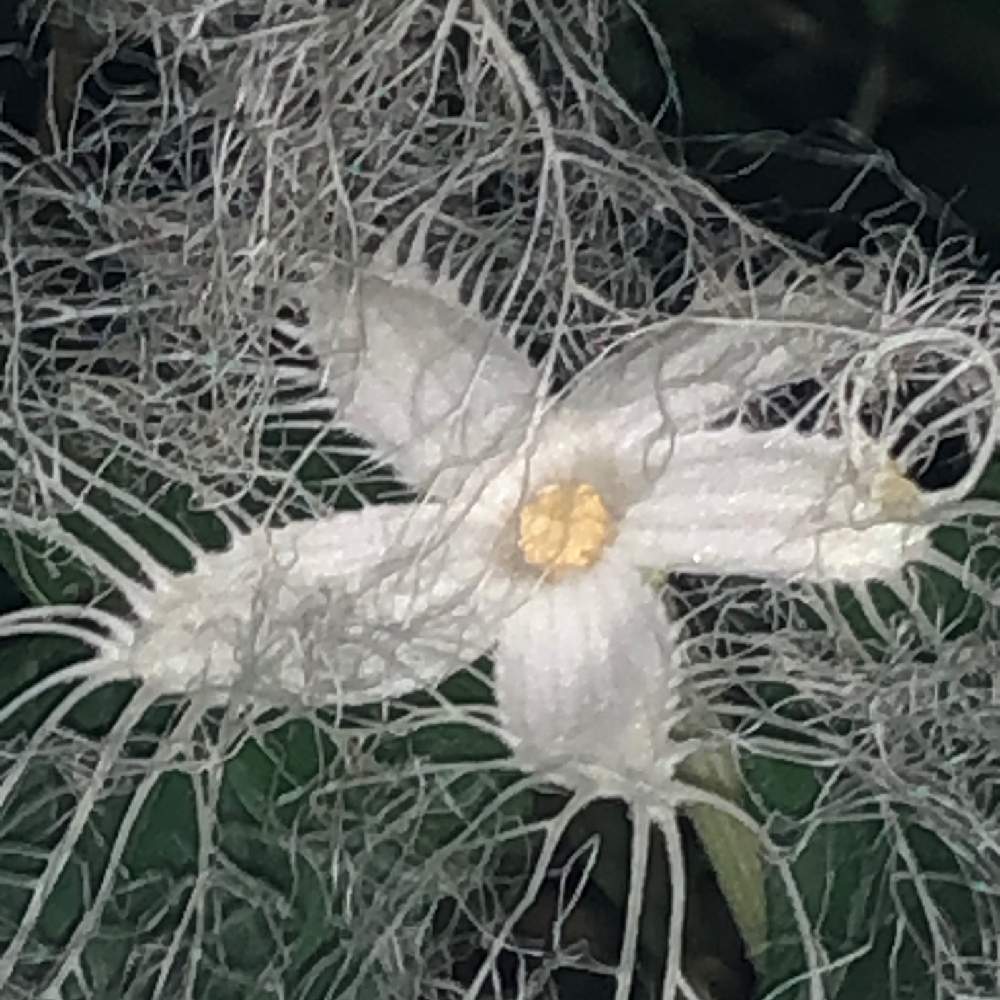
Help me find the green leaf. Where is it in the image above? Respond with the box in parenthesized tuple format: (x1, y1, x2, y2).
(124, 770, 199, 876)
(746, 758, 880, 996)
(0, 634, 90, 737)
(745, 754, 987, 1000)
(0, 526, 98, 607)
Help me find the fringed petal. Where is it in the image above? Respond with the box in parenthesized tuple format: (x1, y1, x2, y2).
(617, 423, 930, 583)
(125, 503, 493, 704)
(301, 266, 540, 498)
(564, 319, 845, 435)
(492, 558, 680, 773)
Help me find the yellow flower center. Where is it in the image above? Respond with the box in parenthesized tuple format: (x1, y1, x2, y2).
(517, 481, 614, 573)
(872, 460, 924, 519)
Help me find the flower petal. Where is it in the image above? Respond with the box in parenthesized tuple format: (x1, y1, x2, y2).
(302, 266, 539, 497)
(492, 558, 681, 773)
(617, 423, 930, 582)
(127, 502, 493, 703)
(565, 319, 839, 434)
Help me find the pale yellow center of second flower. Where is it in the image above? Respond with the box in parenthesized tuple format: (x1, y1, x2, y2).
(872, 459, 924, 519)
(517, 481, 614, 573)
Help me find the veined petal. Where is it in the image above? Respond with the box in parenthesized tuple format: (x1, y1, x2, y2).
(125, 503, 493, 703)
(492, 559, 680, 774)
(617, 424, 930, 582)
(565, 319, 844, 434)
(301, 266, 539, 497)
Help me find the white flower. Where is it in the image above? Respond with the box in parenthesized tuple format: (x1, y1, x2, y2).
(312, 261, 932, 763)
(2, 258, 935, 777)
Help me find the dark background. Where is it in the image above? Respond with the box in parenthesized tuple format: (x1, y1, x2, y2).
(614, 0, 1000, 260)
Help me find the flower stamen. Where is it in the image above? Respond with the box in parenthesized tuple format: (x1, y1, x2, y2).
(872, 460, 924, 519)
(517, 481, 614, 574)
